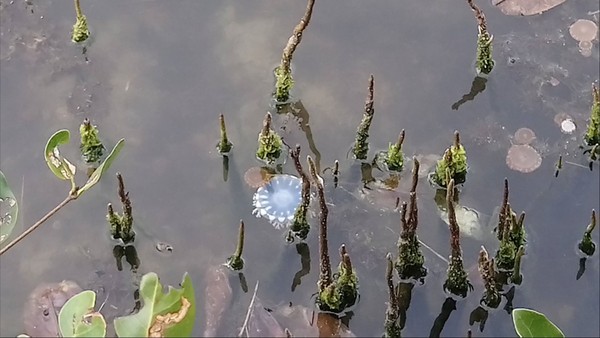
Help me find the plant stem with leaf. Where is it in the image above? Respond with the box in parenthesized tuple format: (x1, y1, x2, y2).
(226, 220, 245, 270)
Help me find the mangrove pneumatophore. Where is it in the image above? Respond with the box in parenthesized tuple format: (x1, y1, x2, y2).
(216, 113, 233, 155)
(384, 253, 401, 338)
(466, 0, 494, 75)
(273, 0, 316, 103)
(353, 75, 375, 160)
(478, 246, 501, 308)
(71, 0, 90, 43)
(226, 220, 245, 271)
(289, 145, 311, 241)
(442, 179, 473, 298)
(579, 209, 597, 257)
(584, 84, 600, 164)
(79, 118, 105, 165)
(395, 157, 427, 281)
(431, 131, 468, 188)
(494, 178, 527, 275)
(256, 113, 284, 165)
(107, 173, 135, 244)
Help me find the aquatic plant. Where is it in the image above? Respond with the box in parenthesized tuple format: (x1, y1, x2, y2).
(578, 209, 597, 256)
(256, 113, 283, 164)
(0, 130, 124, 255)
(252, 174, 302, 229)
(584, 84, 600, 147)
(274, 0, 315, 102)
(107, 173, 135, 244)
(216, 113, 233, 154)
(385, 130, 406, 172)
(395, 157, 427, 281)
(353, 75, 375, 160)
(512, 308, 564, 338)
(442, 179, 473, 298)
(384, 253, 401, 338)
(225, 220, 245, 270)
(478, 246, 500, 308)
(71, 0, 90, 43)
(289, 145, 311, 240)
(0, 171, 18, 244)
(79, 118, 105, 164)
(432, 131, 468, 187)
(467, 0, 494, 75)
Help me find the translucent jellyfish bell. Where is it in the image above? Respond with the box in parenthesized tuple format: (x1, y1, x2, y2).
(252, 174, 302, 229)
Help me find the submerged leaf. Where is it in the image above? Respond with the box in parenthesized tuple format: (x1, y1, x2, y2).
(0, 170, 19, 244)
(114, 272, 195, 337)
(512, 308, 564, 338)
(78, 139, 125, 196)
(58, 290, 107, 337)
(492, 0, 565, 16)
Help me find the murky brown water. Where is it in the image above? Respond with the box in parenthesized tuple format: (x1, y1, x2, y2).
(1, 1, 598, 336)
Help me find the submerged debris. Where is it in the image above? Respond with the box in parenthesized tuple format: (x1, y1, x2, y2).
(244, 166, 276, 189)
(353, 75, 375, 161)
(569, 19, 598, 43)
(252, 174, 302, 229)
(492, 0, 565, 16)
(513, 127, 536, 145)
(203, 265, 232, 337)
(506, 144, 542, 173)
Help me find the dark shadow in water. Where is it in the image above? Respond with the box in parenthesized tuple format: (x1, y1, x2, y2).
(360, 162, 376, 186)
(576, 257, 587, 280)
(238, 272, 248, 293)
(291, 242, 311, 292)
(112, 244, 141, 272)
(502, 285, 516, 314)
(397, 282, 415, 330)
(222, 155, 229, 182)
(276, 100, 322, 172)
(429, 297, 457, 338)
(451, 76, 488, 111)
(469, 306, 489, 333)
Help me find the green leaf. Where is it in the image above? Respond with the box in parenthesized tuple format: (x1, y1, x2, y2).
(512, 308, 564, 338)
(0, 170, 19, 244)
(58, 290, 107, 337)
(77, 138, 124, 196)
(114, 272, 195, 337)
(44, 130, 76, 181)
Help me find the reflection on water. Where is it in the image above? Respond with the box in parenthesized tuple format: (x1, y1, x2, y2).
(1, 1, 598, 337)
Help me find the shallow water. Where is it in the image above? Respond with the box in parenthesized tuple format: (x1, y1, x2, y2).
(1, 1, 599, 336)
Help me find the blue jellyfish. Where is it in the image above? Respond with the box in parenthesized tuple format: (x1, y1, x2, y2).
(252, 174, 302, 229)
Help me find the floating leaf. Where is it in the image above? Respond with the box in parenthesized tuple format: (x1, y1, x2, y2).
(44, 130, 74, 181)
(512, 308, 564, 338)
(77, 139, 125, 196)
(58, 290, 107, 338)
(0, 170, 19, 244)
(114, 272, 195, 337)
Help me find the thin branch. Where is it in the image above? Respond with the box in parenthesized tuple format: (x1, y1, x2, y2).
(239, 281, 260, 337)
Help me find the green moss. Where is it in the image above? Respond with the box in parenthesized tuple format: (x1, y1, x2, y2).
(317, 260, 359, 313)
(72, 14, 90, 43)
(225, 255, 244, 271)
(395, 237, 427, 281)
(476, 31, 494, 75)
(386, 142, 404, 172)
(79, 119, 104, 164)
(256, 130, 283, 164)
(274, 66, 294, 103)
(585, 85, 600, 147)
(443, 255, 473, 298)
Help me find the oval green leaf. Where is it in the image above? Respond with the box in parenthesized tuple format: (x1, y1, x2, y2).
(512, 308, 564, 338)
(0, 170, 19, 244)
(58, 290, 107, 338)
(114, 272, 195, 337)
(44, 129, 74, 180)
(78, 138, 125, 196)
